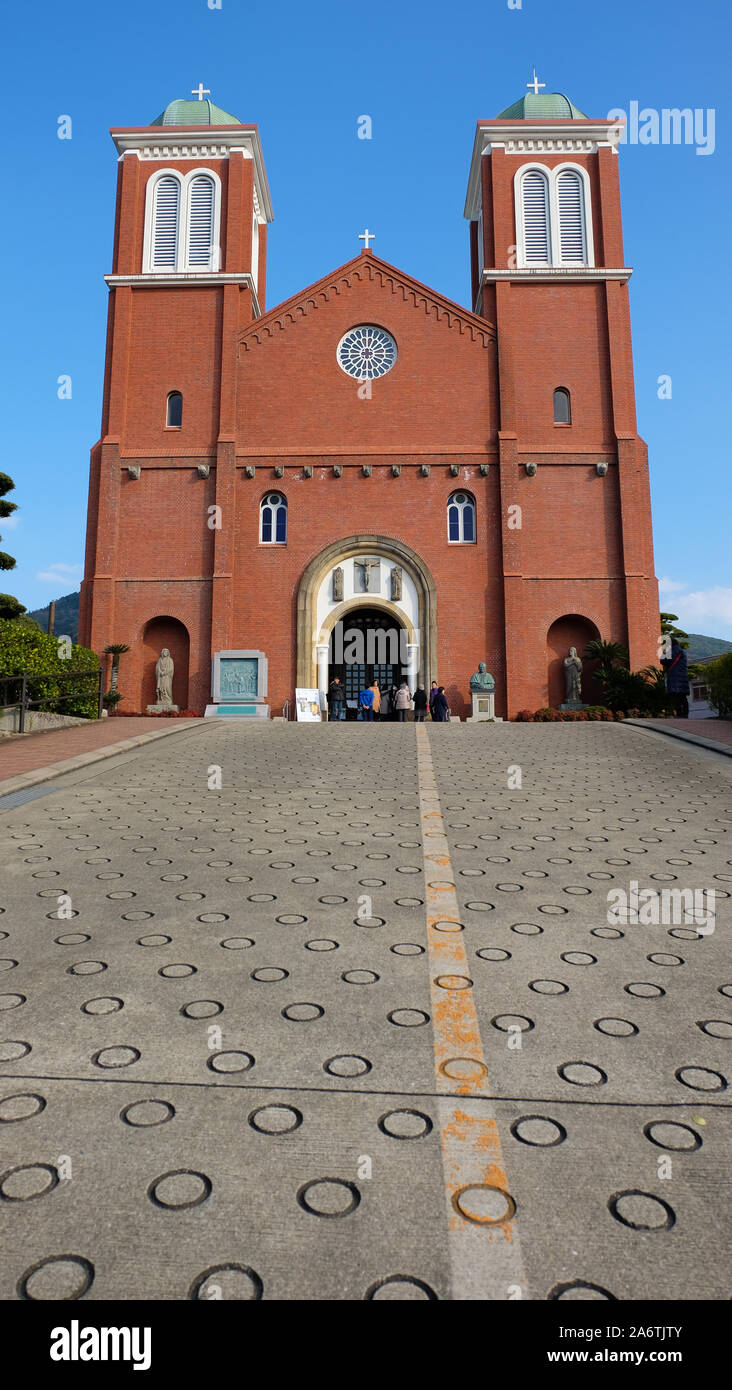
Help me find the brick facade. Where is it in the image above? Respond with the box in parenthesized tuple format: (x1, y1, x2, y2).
(79, 105, 659, 719)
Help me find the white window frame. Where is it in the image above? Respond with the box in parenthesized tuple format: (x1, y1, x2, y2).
(143, 168, 222, 273)
(447, 491, 476, 545)
(259, 491, 287, 546)
(514, 162, 594, 270)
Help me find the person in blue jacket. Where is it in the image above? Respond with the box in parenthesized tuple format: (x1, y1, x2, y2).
(431, 686, 449, 722)
(359, 685, 375, 722)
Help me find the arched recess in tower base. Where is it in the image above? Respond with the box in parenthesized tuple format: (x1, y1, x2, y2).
(296, 536, 437, 693)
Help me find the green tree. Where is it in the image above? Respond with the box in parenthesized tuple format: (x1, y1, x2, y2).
(104, 643, 130, 694)
(0, 472, 18, 574)
(660, 612, 690, 651)
(705, 652, 732, 718)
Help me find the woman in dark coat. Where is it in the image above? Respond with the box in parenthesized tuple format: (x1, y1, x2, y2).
(432, 686, 449, 722)
(413, 687, 427, 721)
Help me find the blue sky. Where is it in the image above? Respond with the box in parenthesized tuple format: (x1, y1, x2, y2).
(2, 0, 730, 635)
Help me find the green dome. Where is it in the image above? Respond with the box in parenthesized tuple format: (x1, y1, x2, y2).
(497, 92, 587, 120)
(151, 98, 242, 127)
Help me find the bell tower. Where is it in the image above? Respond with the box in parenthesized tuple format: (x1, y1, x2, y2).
(79, 92, 273, 701)
(464, 78, 658, 712)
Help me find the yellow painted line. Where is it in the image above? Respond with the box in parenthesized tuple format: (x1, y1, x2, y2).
(416, 724, 528, 1300)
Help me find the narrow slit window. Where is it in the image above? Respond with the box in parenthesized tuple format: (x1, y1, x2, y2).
(554, 388, 571, 424)
(166, 391, 183, 428)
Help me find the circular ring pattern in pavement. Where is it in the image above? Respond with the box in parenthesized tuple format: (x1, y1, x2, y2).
(324, 1054, 372, 1077)
(180, 1000, 223, 1019)
(387, 1008, 430, 1027)
(510, 1115, 567, 1147)
(594, 1017, 638, 1037)
(249, 1104, 303, 1135)
(148, 1170, 212, 1210)
(529, 979, 568, 995)
(558, 1061, 607, 1087)
(550, 1280, 616, 1300)
(491, 1014, 534, 1032)
(82, 997, 124, 1016)
(452, 1184, 516, 1225)
(365, 1275, 437, 1300)
(282, 1002, 324, 1022)
(643, 1120, 702, 1152)
(0, 1040, 31, 1061)
(341, 970, 379, 985)
(0, 1092, 46, 1123)
(18, 1254, 94, 1300)
(675, 1065, 727, 1092)
(378, 1109, 433, 1140)
(697, 1019, 732, 1039)
(624, 982, 665, 998)
(609, 1189, 675, 1231)
(297, 1178, 360, 1218)
(1, 1163, 59, 1201)
(207, 1051, 255, 1074)
(92, 1046, 140, 1069)
(189, 1264, 263, 1300)
(121, 1100, 175, 1128)
(251, 967, 289, 983)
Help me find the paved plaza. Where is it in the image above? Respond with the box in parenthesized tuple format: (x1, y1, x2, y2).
(0, 721, 729, 1301)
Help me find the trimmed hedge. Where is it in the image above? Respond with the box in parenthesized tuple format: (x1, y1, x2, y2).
(0, 618, 100, 720)
(514, 706, 675, 723)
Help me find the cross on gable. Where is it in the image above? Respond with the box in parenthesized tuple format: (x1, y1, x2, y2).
(191, 83, 211, 101)
(526, 68, 546, 96)
(358, 228, 375, 251)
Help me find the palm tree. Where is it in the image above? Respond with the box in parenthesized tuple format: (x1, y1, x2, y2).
(104, 643, 130, 693)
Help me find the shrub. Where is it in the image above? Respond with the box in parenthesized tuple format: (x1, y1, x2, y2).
(705, 652, 732, 718)
(0, 619, 100, 719)
(515, 709, 534, 722)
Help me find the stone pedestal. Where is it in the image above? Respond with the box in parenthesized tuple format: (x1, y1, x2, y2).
(467, 692, 502, 722)
(147, 703, 179, 714)
(559, 701, 587, 712)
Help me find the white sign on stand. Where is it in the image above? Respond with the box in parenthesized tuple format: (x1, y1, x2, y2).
(295, 688, 322, 722)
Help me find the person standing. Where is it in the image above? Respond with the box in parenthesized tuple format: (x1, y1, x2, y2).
(327, 676, 346, 721)
(369, 681, 382, 719)
(428, 681, 439, 719)
(413, 686, 427, 721)
(359, 685, 375, 722)
(432, 686, 449, 722)
(661, 637, 690, 718)
(395, 681, 412, 722)
(387, 683, 399, 721)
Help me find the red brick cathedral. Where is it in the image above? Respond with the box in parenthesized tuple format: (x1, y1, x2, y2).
(79, 83, 659, 720)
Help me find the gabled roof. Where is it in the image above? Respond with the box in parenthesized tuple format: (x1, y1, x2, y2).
(240, 251, 495, 348)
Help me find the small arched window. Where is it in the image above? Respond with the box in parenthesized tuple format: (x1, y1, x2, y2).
(520, 169, 551, 265)
(553, 388, 571, 424)
(187, 175, 216, 268)
(447, 491, 476, 544)
(260, 492, 287, 545)
(152, 175, 181, 268)
(166, 391, 183, 428)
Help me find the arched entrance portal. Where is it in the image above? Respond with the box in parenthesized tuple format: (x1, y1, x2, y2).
(141, 616, 190, 710)
(296, 535, 437, 700)
(328, 607, 407, 716)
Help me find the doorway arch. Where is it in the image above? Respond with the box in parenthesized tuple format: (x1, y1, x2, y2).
(547, 614, 601, 707)
(297, 535, 436, 691)
(327, 605, 409, 714)
(141, 616, 190, 709)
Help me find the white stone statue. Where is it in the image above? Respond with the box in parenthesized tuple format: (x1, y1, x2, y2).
(155, 648, 175, 706)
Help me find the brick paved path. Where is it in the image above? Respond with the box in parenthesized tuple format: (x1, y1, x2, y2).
(0, 719, 201, 783)
(0, 723, 729, 1300)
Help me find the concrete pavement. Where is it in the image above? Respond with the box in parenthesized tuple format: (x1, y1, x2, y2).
(0, 721, 729, 1300)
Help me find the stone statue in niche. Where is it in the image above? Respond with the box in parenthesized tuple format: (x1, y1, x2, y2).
(332, 567, 344, 603)
(469, 661, 495, 692)
(563, 647, 583, 704)
(355, 558, 380, 593)
(391, 566, 403, 602)
(155, 649, 174, 706)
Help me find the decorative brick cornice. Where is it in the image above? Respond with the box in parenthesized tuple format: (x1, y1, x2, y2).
(238, 252, 496, 351)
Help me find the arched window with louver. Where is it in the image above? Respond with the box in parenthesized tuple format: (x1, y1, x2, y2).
(556, 170, 587, 265)
(553, 387, 571, 424)
(151, 175, 181, 269)
(186, 175, 216, 269)
(520, 169, 551, 265)
(166, 392, 183, 428)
